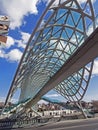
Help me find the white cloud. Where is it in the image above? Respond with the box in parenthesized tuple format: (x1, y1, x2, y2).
(84, 59, 98, 77)
(0, 31, 30, 62)
(1, 0, 95, 28)
(6, 36, 15, 48)
(87, 26, 94, 36)
(40, 19, 46, 27)
(0, 97, 6, 102)
(77, 0, 96, 4)
(43, 0, 96, 6)
(5, 49, 23, 62)
(0, 49, 5, 58)
(38, 100, 48, 104)
(0, 96, 18, 103)
(92, 60, 98, 76)
(21, 32, 30, 43)
(16, 40, 26, 49)
(84, 94, 98, 102)
(87, 17, 98, 36)
(16, 31, 30, 48)
(10, 98, 18, 103)
(0, 0, 40, 29)
(45, 93, 61, 98)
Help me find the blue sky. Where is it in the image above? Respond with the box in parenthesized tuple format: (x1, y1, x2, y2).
(0, 0, 98, 103)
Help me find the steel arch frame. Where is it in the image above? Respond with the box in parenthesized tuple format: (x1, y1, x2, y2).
(4, 0, 95, 110)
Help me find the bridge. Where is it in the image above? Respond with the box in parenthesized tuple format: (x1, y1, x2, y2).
(1, 0, 98, 118)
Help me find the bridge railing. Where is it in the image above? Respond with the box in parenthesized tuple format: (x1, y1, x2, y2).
(0, 113, 85, 129)
(0, 117, 39, 129)
(0, 116, 52, 129)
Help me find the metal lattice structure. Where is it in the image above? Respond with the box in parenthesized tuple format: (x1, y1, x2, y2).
(5, 0, 96, 109)
(55, 61, 94, 101)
